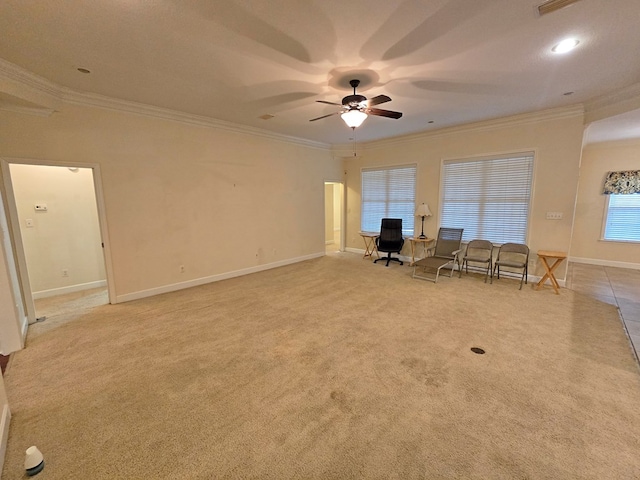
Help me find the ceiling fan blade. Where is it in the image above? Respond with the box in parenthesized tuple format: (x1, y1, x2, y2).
(309, 112, 340, 122)
(366, 95, 391, 107)
(316, 100, 343, 106)
(367, 108, 403, 119)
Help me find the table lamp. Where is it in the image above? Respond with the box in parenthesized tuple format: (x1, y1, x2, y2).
(415, 203, 432, 239)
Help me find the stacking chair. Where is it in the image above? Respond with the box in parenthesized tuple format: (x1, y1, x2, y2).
(459, 239, 494, 283)
(412, 227, 463, 282)
(493, 243, 529, 289)
(374, 218, 405, 267)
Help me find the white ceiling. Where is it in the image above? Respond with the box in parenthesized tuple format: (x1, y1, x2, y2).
(1, 0, 639, 145)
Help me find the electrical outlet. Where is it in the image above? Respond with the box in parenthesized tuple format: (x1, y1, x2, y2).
(62, 269, 68, 277)
(25, 218, 34, 228)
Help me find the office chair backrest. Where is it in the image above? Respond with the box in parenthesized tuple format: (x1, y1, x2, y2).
(378, 218, 403, 247)
(434, 228, 464, 259)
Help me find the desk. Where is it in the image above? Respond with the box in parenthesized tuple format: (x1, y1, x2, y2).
(536, 250, 567, 294)
(408, 237, 434, 266)
(359, 232, 379, 260)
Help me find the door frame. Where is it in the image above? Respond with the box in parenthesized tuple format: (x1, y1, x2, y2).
(0, 157, 116, 329)
(324, 181, 345, 252)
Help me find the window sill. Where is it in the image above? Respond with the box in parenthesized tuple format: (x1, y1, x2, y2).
(599, 238, 640, 244)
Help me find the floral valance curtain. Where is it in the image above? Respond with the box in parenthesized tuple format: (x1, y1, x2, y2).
(603, 170, 640, 194)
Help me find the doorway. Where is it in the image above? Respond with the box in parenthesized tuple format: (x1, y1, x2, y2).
(2, 161, 113, 331)
(324, 182, 344, 254)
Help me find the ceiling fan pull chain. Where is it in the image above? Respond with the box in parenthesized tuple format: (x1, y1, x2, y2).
(352, 127, 357, 157)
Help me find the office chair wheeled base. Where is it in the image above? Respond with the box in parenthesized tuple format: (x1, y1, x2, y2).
(374, 253, 403, 267)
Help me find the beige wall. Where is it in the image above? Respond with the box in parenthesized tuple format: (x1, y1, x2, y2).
(0, 104, 340, 300)
(571, 140, 640, 266)
(344, 109, 585, 281)
(9, 164, 105, 295)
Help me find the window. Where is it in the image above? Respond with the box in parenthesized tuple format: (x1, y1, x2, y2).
(440, 154, 534, 244)
(603, 194, 640, 242)
(361, 165, 416, 236)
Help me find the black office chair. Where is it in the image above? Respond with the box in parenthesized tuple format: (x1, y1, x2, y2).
(374, 218, 405, 266)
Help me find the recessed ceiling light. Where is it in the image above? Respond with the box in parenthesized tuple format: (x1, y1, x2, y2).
(551, 38, 579, 54)
(77, 67, 91, 74)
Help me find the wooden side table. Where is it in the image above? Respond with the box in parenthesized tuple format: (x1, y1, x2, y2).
(408, 237, 434, 266)
(359, 232, 379, 260)
(536, 250, 568, 294)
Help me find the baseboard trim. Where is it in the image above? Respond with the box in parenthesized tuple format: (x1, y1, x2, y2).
(116, 253, 325, 303)
(346, 247, 567, 286)
(0, 404, 11, 476)
(32, 280, 107, 300)
(526, 274, 565, 288)
(569, 256, 640, 271)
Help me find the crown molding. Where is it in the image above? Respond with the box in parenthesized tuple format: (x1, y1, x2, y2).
(0, 58, 61, 98)
(338, 104, 585, 153)
(0, 58, 330, 151)
(0, 105, 55, 117)
(583, 137, 640, 149)
(59, 88, 330, 150)
(584, 82, 640, 124)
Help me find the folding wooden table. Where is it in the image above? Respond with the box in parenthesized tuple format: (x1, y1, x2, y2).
(535, 250, 567, 294)
(408, 237, 434, 266)
(359, 232, 379, 260)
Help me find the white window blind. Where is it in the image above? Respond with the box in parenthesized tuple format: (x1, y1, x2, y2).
(361, 165, 416, 236)
(440, 154, 534, 244)
(604, 194, 640, 242)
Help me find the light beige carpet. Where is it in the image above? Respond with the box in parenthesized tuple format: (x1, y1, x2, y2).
(2, 252, 640, 479)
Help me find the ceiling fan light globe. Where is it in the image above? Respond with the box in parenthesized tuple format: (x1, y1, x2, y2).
(341, 110, 367, 128)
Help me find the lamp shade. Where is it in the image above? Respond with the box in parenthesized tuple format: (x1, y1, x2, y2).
(415, 203, 432, 217)
(341, 109, 368, 128)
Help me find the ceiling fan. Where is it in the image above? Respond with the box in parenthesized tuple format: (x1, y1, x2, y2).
(310, 79, 402, 128)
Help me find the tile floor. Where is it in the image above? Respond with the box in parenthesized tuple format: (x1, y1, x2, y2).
(567, 262, 640, 362)
(34, 287, 108, 319)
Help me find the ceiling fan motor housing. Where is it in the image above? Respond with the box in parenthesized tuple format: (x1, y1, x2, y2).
(342, 94, 366, 107)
